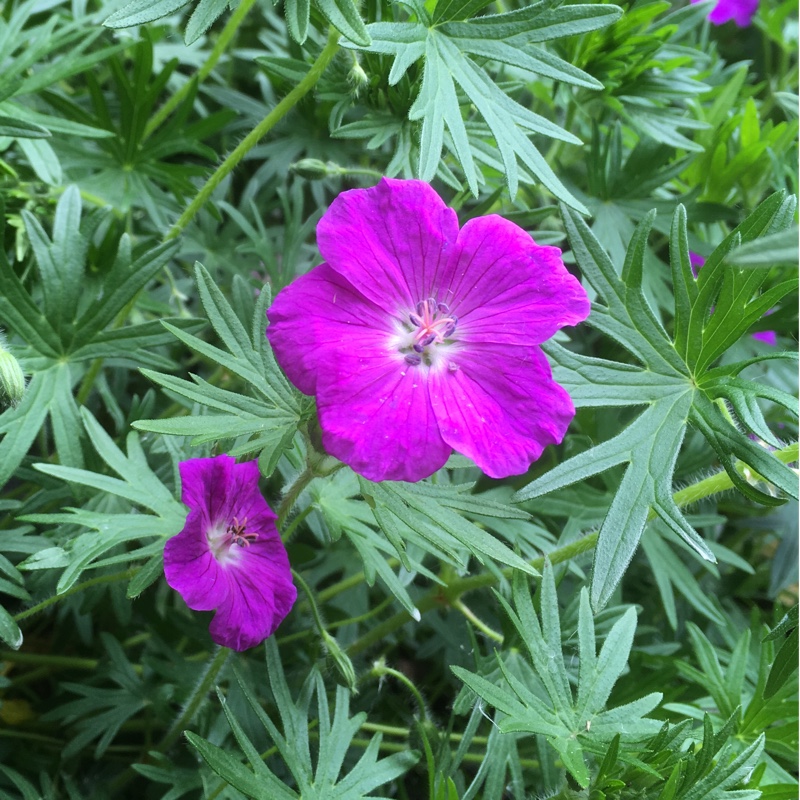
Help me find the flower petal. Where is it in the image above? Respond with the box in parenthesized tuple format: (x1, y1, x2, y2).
(316, 178, 459, 314)
(164, 514, 230, 612)
(267, 264, 393, 396)
(446, 215, 590, 346)
(208, 539, 297, 651)
(316, 351, 451, 482)
(430, 343, 575, 478)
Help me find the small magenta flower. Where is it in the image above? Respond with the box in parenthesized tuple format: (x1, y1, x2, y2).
(164, 456, 296, 651)
(691, 0, 758, 26)
(267, 178, 590, 482)
(689, 252, 776, 346)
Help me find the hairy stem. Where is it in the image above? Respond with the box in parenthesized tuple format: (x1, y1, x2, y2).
(165, 28, 340, 240)
(144, 0, 260, 140)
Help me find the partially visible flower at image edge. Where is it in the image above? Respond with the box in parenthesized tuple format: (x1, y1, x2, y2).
(690, 251, 777, 346)
(163, 455, 296, 652)
(691, 0, 758, 27)
(267, 178, 591, 483)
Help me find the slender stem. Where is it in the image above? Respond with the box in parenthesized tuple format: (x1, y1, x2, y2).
(144, 0, 260, 140)
(165, 28, 341, 240)
(292, 569, 327, 636)
(368, 662, 428, 722)
(157, 646, 231, 753)
(452, 598, 504, 643)
(278, 467, 316, 536)
(280, 504, 313, 543)
(0, 652, 101, 670)
(14, 568, 138, 623)
(345, 444, 800, 656)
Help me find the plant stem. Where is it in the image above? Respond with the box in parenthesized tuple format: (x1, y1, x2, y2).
(165, 27, 341, 241)
(144, 0, 260, 140)
(368, 662, 429, 722)
(277, 466, 316, 536)
(14, 568, 138, 623)
(345, 446, 800, 657)
(157, 646, 231, 753)
(452, 598, 504, 643)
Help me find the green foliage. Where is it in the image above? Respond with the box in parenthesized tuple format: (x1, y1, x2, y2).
(348, 0, 621, 207)
(187, 639, 418, 798)
(0, 0, 796, 795)
(514, 197, 799, 609)
(454, 562, 662, 787)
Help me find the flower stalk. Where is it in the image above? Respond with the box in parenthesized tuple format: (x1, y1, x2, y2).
(165, 27, 340, 241)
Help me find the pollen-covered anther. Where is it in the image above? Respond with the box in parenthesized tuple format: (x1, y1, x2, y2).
(402, 296, 459, 366)
(226, 516, 258, 547)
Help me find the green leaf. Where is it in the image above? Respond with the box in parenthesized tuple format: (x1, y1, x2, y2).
(514, 200, 797, 608)
(0, 115, 50, 138)
(184, 0, 230, 44)
(316, 0, 370, 45)
(350, 2, 620, 203)
(0, 604, 23, 650)
(454, 562, 661, 788)
(104, 0, 191, 28)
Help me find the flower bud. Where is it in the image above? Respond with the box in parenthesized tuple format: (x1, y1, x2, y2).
(290, 159, 332, 180)
(0, 346, 25, 409)
(321, 629, 358, 693)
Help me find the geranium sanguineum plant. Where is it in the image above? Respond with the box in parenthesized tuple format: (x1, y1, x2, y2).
(163, 456, 296, 651)
(267, 178, 590, 482)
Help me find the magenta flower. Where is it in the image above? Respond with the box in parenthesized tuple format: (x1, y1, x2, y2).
(689, 252, 777, 345)
(266, 178, 590, 482)
(691, 0, 758, 26)
(164, 456, 296, 651)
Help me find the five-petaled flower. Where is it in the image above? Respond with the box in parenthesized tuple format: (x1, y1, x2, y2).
(267, 178, 591, 483)
(691, 0, 758, 27)
(164, 455, 296, 651)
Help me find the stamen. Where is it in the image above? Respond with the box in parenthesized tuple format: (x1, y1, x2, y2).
(437, 302, 450, 314)
(226, 516, 258, 547)
(405, 353, 422, 366)
(420, 333, 436, 347)
(426, 297, 437, 315)
(413, 343, 425, 353)
(409, 313, 423, 327)
(416, 301, 425, 316)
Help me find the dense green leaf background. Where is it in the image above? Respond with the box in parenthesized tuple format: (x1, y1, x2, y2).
(0, 0, 796, 796)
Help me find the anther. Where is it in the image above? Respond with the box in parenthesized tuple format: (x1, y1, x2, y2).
(437, 302, 450, 314)
(413, 343, 425, 353)
(426, 297, 437, 315)
(409, 313, 423, 327)
(404, 353, 422, 366)
(420, 333, 436, 347)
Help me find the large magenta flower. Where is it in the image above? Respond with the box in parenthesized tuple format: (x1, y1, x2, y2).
(267, 179, 590, 482)
(164, 456, 296, 651)
(691, 0, 758, 26)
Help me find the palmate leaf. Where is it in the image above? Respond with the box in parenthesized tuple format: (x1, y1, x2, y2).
(103, 0, 369, 46)
(134, 264, 305, 459)
(187, 639, 417, 799)
(347, 0, 621, 206)
(22, 408, 185, 594)
(513, 195, 799, 610)
(452, 562, 662, 788)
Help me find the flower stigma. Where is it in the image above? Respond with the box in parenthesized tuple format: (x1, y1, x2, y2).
(401, 297, 458, 367)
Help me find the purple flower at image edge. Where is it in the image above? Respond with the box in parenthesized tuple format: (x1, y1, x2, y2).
(164, 455, 297, 652)
(689, 251, 777, 345)
(267, 178, 591, 483)
(691, 0, 759, 27)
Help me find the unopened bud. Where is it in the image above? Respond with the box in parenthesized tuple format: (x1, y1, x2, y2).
(349, 60, 369, 91)
(0, 346, 25, 409)
(290, 158, 332, 180)
(321, 630, 358, 693)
